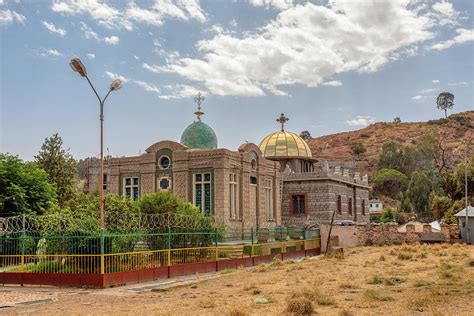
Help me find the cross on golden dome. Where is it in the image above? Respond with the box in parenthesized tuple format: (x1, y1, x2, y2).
(193, 92, 205, 120)
(276, 113, 289, 131)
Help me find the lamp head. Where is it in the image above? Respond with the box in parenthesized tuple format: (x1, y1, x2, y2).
(110, 79, 123, 91)
(69, 58, 87, 77)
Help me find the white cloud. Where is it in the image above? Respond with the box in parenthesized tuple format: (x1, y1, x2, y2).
(42, 21, 66, 36)
(431, 28, 474, 50)
(248, 0, 294, 10)
(87, 53, 95, 59)
(41, 48, 63, 57)
(448, 81, 470, 86)
(0, 9, 26, 25)
(419, 88, 435, 94)
(80, 22, 119, 45)
(322, 80, 342, 87)
(345, 116, 375, 127)
(134, 80, 160, 94)
(411, 95, 426, 101)
(51, 0, 131, 30)
(432, 79, 440, 84)
(105, 71, 129, 82)
(104, 35, 120, 45)
(430, 1, 461, 26)
(145, 1, 443, 96)
(159, 84, 202, 99)
(51, 0, 206, 30)
(134, 55, 140, 60)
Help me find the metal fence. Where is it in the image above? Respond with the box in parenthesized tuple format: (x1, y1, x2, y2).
(0, 227, 320, 274)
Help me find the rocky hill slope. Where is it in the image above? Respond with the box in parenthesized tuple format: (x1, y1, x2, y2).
(307, 111, 473, 175)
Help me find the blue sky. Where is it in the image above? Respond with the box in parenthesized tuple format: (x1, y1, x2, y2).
(1, 0, 473, 161)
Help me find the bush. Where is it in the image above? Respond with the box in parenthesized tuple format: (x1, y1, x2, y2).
(286, 297, 314, 315)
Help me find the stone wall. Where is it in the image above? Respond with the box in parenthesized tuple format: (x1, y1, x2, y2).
(320, 223, 460, 252)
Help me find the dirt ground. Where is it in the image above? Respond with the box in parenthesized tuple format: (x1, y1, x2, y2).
(2, 243, 474, 315)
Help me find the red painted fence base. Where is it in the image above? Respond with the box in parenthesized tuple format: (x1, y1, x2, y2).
(1, 248, 320, 288)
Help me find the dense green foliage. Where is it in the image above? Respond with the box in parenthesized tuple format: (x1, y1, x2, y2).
(371, 168, 408, 198)
(139, 192, 201, 216)
(0, 153, 57, 216)
(375, 125, 472, 222)
(35, 133, 78, 206)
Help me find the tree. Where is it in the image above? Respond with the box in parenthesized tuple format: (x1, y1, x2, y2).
(300, 130, 312, 141)
(371, 168, 408, 199)
(380, 206, 399, 223)
(393, 117, 401, 123)
(379, 141, 404, 172)
(431, 195, 453, 220)
(35, 133, 78, 206)
(406, 171, 433, 220)
(0, 153, 57, 216)
(351, 142, 367, 158)
(436, 92, 454, 118)
(453, 153, 474, 203)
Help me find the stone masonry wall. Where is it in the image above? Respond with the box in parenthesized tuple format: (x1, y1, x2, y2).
(320, 223, 460, 252)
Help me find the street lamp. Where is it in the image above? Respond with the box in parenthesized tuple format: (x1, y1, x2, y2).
(69, 57, 122, 274)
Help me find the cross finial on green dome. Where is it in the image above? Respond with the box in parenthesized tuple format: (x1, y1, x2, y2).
(193, 92, 205, 121)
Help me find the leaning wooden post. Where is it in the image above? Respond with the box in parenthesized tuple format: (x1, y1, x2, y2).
(325, 209, 337, 256)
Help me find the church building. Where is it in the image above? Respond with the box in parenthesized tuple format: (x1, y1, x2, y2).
(85, 94, 370, 228)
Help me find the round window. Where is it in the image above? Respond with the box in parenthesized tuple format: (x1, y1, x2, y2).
(159, 156, 170, 169)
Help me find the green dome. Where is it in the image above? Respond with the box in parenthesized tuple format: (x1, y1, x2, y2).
(180, 120, 218, 149)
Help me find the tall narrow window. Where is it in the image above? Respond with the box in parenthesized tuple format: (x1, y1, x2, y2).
(194, 173, 212, 215)
(103, 174, 108, 193)
(337, 195, 342, 214)
(361, 199, 366, 216)
(291, 195, 305, 215)
(229, 173, 238, 219)
(123, 177, 139, 200)
(265, 179, 274, 220)
(348, 197, 353, 215)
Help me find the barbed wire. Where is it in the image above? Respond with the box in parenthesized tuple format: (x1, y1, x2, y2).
(0, 212, 216, 235)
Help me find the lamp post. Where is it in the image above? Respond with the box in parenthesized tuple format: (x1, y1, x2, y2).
(69, 58, 122, 274)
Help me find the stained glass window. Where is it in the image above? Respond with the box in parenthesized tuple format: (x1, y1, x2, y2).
(123, 177, 139, 200)
(194, 173, 212, 215)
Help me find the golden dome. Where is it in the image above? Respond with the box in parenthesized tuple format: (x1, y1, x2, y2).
(259, 131, 312, 158)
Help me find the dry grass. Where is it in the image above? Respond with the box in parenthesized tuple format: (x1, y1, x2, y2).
(8, 244, 474, 315)
(285, 297, 314, 315)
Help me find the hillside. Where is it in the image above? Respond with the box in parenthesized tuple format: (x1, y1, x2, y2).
(307, 111, 474, 175)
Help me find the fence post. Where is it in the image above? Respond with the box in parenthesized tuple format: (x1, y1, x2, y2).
(303, 227, 307, 253)
(215, 228, 219, 267)
(167, 226, 171, 267)
(250, 228, 254, 258)
(100, 228, 105, 274)
(280, 227, 284, 256)
(21, 214, 25, 272)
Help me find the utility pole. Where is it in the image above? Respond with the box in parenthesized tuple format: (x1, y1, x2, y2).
(465, 140, 469, 244)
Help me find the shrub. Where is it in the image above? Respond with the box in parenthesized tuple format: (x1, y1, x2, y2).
(397, 252, 413, 260)
(360, 134, 370, 138)
(228, 307, 249, 316)
(286, 297, 314, 315)
(368, 276, 384, 285)
(364, 289, 395, 301)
